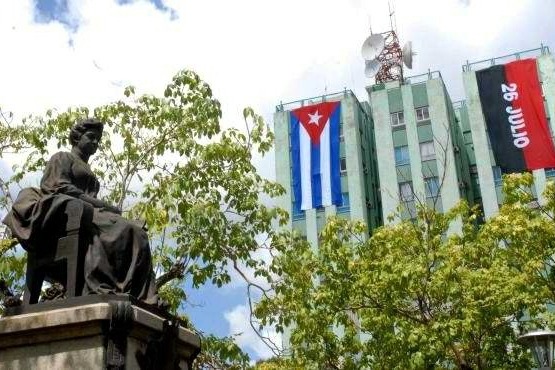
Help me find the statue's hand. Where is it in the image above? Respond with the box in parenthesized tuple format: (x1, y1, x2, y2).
(103, 204, 122, 215)
(79, 194, 121, 214)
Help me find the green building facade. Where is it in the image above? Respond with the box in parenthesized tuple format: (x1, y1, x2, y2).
(367, 72, 474, 232)
(275, 46, 555, 238)
(273, 90, 382, 247)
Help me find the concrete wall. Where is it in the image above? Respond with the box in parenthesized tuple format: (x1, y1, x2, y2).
(370, 88, 399, 223)
(343, 95, 369, 229)
(427, 79, 463, 232)
(535, 55, 555, 204)
(273, 110, 293, 230)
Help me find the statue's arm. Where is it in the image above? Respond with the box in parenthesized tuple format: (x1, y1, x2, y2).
(78, 193, 121, 214)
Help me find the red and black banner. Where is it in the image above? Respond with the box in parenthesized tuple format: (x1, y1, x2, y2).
(476, 58, 555, 173)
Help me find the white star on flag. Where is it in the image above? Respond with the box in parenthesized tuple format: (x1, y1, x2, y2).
(308, 110, 323, 126)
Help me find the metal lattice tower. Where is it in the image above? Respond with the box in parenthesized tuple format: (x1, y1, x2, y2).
(375, 30, 403, 84)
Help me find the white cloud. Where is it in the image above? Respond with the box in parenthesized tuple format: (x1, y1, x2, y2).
(1, 0, 554, 360)
(224, 303, 281, 360)
(1, 0, 552, 130)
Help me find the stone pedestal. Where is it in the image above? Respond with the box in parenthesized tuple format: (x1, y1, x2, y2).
(0, 296, 201, 370)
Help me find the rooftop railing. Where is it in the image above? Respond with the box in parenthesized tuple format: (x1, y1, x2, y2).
(462, 45, 551, 72)
(276, 89, 353, 112)
(403, 69, 442, 85)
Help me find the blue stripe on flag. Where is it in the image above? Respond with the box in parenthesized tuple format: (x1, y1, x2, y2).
(290, 112, 303, 211)
(330, 104, 342, 206)
(311, 139, 322, 208)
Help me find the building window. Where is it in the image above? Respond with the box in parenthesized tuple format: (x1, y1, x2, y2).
(390, 111, 405, 127)
(425, 177, 440, 198)
(339, 125, 344, 142)
(399, 181, 414, 202)
(340, 157, 347, 175)
(394, 146, 410, 166)
(546, 168, 555, 178)
(492, 166, 503, 187)
(415, 106, 430, 122)
(419, 141, 435, 161)
(338, 192, 350, 213)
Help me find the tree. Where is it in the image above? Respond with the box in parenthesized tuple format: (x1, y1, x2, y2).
(255, 173, 555, 369)
(193, 334, 252, 370)
(0, 70, 286, 366)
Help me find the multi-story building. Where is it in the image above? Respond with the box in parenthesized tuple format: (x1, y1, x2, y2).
(273, 90, 382, 248)
(275, 46, 555, 238)
(461, 46, 555, 218)
(366, 71, 475, 231)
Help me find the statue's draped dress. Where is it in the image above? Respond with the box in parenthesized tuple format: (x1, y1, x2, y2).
(3, 151, 157, 304)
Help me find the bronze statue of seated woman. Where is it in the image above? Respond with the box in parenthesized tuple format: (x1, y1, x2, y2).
(3, 118, 160, 306)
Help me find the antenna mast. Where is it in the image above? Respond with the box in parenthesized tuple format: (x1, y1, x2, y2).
(361, 0, 414, 84)
(388, 1, 397, 33)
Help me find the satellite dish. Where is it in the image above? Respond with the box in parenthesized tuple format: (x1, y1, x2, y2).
(361, 34, 385, 61)
(402, 41, 416, 69)
(364, 59, 381, 78)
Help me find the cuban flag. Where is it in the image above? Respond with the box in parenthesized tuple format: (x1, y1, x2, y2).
(290, 101, 342, 211)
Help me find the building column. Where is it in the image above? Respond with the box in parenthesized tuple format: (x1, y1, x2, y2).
(343, 95, 368, 228)
(463, 71, 499, 219)
(427, 79, 462, 233)
(273, 110, 293, 229)
(370, 89, 399, 224)
(537, 54, 555, 203)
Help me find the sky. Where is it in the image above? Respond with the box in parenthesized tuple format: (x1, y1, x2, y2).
(1, 0, 554, 362)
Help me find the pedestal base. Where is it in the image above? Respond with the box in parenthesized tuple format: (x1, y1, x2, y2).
(0, 295, 201, 370)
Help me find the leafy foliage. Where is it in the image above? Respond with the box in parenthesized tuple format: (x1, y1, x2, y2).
(254, 173, 555, 369)
(194, 334, 251, 370)
(0, 70, 284, 365)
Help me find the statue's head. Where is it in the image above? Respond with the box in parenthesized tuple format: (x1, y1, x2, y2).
(69, 118, 104, 155)
(69, 118, 104, 147)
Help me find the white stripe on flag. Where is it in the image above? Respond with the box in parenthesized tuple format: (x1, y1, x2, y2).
(300, 126, 312, 210)
(320, 118, 331, 206)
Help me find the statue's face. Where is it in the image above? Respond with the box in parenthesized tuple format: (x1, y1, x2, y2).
(77, 129, 102, 156)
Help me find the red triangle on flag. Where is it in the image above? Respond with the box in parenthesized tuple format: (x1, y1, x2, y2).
(292, 101, 339, 145)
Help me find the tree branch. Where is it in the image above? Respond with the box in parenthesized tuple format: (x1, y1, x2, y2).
(155, 261, 186, 289)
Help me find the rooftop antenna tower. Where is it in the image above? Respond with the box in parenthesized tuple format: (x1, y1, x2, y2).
(388, 1, 396, 31)
(360, 1, 416, 84)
